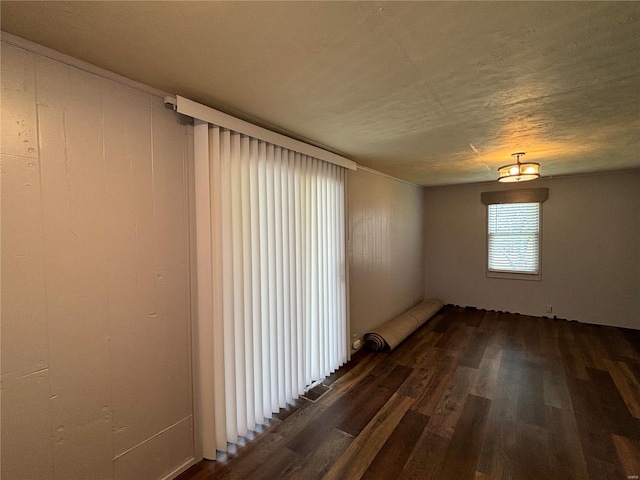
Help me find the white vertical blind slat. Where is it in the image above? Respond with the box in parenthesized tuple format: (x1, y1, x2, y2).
(303, 156, 312, 386)
(318, 163, 326, 376)
(285, 152, 294, 397)
(248, 137, 262, 429)
(221, 129, 237, 444)
(240, 135, 254, 433)
(210, 127, 227, 452)
(258, 141, 272, 420)
(339, 168, 347, 365)
(274, 147, 285, 409)
(294, 153, 304, 395)
(194, 121, 216, 457)
(330, 168, 337, 366)
(265, 144, 278, 415)
(231, 132, 247, 439)
(309, 158, 319, 382)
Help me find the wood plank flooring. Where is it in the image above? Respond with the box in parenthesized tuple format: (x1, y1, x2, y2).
(178, 306, 640, 480)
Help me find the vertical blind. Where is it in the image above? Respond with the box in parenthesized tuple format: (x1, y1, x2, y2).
(488, 202, 540, 274)
(205, 126, 348, 453)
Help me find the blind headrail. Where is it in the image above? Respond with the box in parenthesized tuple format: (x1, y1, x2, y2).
(170, 95, 356, 170)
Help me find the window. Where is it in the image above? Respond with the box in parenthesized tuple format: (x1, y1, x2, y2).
(488, 202, 540, 274)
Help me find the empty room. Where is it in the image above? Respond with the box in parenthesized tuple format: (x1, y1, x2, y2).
(1, 2, 639, 480)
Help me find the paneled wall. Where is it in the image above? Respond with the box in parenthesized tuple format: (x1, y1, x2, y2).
(1, 41, 194, 479)
(348, 168, 425, 347)
(423, 170, 640, 329)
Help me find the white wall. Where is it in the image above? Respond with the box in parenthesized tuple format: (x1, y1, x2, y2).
(348, 168, 425, 347)
(423, 170, 640, 329)
(1, 41, 195, 479)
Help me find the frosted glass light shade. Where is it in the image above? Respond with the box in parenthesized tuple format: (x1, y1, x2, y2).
(498, 162, 540, 182)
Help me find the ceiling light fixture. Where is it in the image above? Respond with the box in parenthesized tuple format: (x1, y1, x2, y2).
(497, 152, 540, 182)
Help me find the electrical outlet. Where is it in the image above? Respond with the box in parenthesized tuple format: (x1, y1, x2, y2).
(352, 339, 362, 350)
(546, 305, 553, 313)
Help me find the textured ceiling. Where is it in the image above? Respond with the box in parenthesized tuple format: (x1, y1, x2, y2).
(2, 1, 639, 185)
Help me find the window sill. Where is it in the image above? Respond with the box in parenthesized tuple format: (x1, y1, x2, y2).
(487, 270, 541, 281)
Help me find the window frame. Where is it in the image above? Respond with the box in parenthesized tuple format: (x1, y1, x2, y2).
(481, 187, 548, 282)
(486, 202, 542, 281)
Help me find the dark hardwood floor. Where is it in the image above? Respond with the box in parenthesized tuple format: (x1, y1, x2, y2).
(178, 306, 640, 480)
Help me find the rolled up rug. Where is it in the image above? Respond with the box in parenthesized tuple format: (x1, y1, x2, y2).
(364, 298, 444, 351)
(405, 298, 445, 326)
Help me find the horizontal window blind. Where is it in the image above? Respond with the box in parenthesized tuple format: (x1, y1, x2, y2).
(488, 202, 540, 274)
